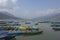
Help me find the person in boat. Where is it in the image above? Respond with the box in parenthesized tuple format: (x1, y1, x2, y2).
(27, 26, 39, 31)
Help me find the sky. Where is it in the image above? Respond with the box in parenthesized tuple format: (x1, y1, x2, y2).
(0, 0, 60, 19)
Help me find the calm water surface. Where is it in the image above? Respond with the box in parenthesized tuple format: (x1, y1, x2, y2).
(16, 23, 60, 40)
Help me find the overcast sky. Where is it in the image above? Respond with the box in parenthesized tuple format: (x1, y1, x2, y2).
(0, 0, 60, 19)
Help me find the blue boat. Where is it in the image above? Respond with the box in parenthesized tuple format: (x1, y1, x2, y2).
(8, 31, 26, 36)
(0, 30, 8, 39)
(0, 30, 16, 40)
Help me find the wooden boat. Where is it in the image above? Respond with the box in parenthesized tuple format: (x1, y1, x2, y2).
(52, 27, 60, 30)
(51, 22, 60, 27)
(51, 22, 60, 31)
(51, 25, 60, 27)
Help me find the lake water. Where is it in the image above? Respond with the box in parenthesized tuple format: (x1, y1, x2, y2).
(16, 23, 60, 40)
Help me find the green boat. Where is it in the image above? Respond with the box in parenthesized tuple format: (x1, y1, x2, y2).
(24, 31, 43, 36)
(17, 31, 43, 36)
(9, 30, 43, 36)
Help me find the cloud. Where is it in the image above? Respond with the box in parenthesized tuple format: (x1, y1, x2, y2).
(13, 8, 60, 19)
(0, 0, 18, 12)
(0, 0, 17, 7)
(12, 0, 17, 3)
(35, 8, 60, 18)
(0, 0, 8, 6)
(0, 0, 7, 3)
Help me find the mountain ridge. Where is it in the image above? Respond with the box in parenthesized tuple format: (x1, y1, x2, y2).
(0, 11, 23, 20)
(33, 13, 60, 21)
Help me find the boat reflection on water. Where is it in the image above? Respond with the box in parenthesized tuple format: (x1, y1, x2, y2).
(10, 37, 16, 40)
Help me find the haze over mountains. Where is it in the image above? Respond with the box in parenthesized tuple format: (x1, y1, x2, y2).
(33, 13, 60, 21)
(0, 11, 60, 22)
(0, 11, 23, 20)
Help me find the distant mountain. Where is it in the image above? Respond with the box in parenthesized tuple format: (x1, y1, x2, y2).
(0, 11, 23, 20)
(49, 13, 60, 21)
(33, 13, 60, 21)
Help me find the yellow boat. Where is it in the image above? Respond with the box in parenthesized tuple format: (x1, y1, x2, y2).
(19, 26, 39, 31)
(19, 26, 27, 30)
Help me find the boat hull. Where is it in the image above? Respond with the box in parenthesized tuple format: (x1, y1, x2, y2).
(8, 31, 43, 36)
(52, 27, 60, 30)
